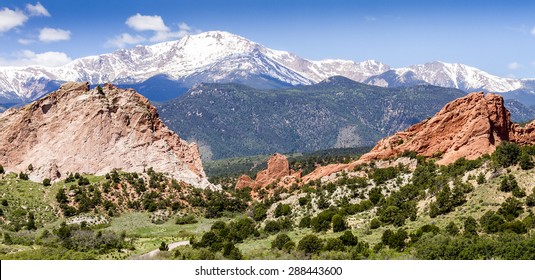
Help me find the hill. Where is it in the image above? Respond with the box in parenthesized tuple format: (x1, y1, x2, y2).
(158, 78, 466, 160)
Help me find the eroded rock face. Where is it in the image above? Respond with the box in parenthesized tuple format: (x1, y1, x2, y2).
(0, 82, 210, 188)
(235, 153, 299, 191)
(255, 153, 291, 187)
(360, 92, 514, 165)
(303, 92, 535, 183)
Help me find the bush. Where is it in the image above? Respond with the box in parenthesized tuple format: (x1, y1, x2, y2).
(492, 141, 520, 167)
(298, 234, 323, 254)
(274, 203, 291, 218)
(271, 233, 291, 250)
(252, 204, 267, 221)
(368, 187, 384, 205)
(476, 173, 486, 184)
(299, 216, 311, 228)
(445, 221, 459, 236)
(311, 209, 337, 232)
(381, 229, 408, 251)
(324, 238, 345, 251)
(19, 172, 29, 180)
(498, 197, 524, 221)
(499, 175, 518, 192)
(331, 214, 347, 232)
(463, 217, 479, 237)
(42, 178, 51, 186)
(370, 218, 381, 229)
(264, 220, 281, 234)
(175, 215, 198, 225)
(519, 151, 534, 170)
(526, 192, 535, 207)
(338, 231, 358, 246)
(159, 241, 169, 251)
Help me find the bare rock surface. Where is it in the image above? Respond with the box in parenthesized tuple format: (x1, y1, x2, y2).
(0, 82, 210, 188)
(359, 92, 514, 165)
(304, 92, 535, 183)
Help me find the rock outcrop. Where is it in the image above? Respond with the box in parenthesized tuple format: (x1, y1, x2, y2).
(303, 92, 535, 183)
(0, 82, 211, 188)
(235, 153, 300, 190)
(360, 92, 515, 165)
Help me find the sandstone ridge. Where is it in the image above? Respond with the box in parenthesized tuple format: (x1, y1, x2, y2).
(0, 82, 211, 188)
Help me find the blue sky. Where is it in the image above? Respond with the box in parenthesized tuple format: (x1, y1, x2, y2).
(1, 0, 535, 78)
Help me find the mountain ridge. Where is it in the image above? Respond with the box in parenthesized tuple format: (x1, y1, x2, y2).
(2, 31, 534, 105)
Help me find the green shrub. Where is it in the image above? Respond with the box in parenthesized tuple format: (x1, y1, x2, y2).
(271, 233, 291, 250)
(492, 141, 520, 167)
(324, 238, 345, 251)
(42, 178, 51, 186)
(338, 231, 358, 246)
(175, 215, 198, 225)
(299, 216, 311, 228)
(252, 204, 267, 221)
(19, 172, 29, 180)
(331, 214, 347, 232)
(498, 197, 524, 221)
(370, 218, 381, 229)
(298, 234, 323, 254)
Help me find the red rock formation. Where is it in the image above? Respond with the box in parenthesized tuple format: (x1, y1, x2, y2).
(235, 174, 254, 190)
(235, 153, 300, 191)
(360, 92, 515, 165)
(255, 153, 291, 187)
(0, 82, 210, 188)
(304, 92, 535, 182)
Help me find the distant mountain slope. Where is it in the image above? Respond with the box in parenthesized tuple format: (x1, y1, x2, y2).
(158, 77, 467, 160)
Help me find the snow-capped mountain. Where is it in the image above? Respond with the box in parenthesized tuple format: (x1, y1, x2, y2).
(365, 61, 524, 92)
(0, 30, 534, 104)
(0, 31, 388, 103)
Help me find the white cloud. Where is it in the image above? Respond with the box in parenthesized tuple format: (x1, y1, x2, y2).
(126, 13, 169, 32)
(26, 2, 50, 17)
(107, 16, 199, 48)
(508, 62, 521, 70)
(0, 8, 28, 33)
(0, 50, 72, 67)
(364, 16, 377, 21)
(531, 27, 535, 36)
(39, 27, 71, 42)
(105, 33, 146, 48)
(18, 38, 34, 45)
(149, 22, 198, 42)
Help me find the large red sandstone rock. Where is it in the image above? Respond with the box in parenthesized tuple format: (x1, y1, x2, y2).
(360, 92, 514, 165)
(304, 92, 535, 182)
(0, 82, 210, 188)
(255, 153, 291, 187)
(235, 153, 299, 190)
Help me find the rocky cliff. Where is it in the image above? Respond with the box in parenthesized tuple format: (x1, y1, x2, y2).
(303, 92, 535, 183)
(0, 82, 210, 188)
(360, 92, 517, 164)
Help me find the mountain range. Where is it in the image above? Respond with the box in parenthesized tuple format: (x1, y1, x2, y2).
(1, 31, 535, 105)
(158, 78, 468, 160)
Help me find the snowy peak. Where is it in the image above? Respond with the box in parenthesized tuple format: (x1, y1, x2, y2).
(0, 30, 534, 105)
(406, 61, 522, 92)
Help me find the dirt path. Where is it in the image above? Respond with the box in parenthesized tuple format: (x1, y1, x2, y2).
(136, 240, 190, 259)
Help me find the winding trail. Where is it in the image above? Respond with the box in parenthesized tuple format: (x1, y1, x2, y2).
(136, 240, 190, 259)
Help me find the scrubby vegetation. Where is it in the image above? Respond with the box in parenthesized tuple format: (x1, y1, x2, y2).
(2, 143, 535, 260)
